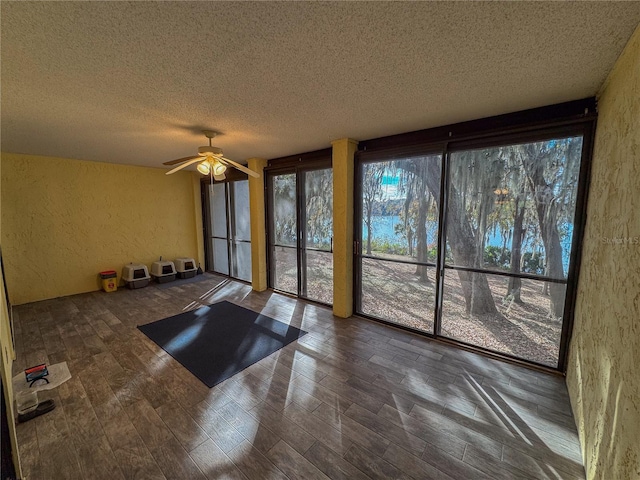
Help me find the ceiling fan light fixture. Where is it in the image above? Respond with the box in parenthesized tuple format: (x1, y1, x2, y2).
(196, 161, 210, 175)
(163, 130, 259, 178)
(212, 160, 227, 176)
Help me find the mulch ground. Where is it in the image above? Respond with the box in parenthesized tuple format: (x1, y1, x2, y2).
(272, 248, 562, 367)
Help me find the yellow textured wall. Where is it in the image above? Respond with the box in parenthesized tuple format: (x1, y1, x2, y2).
(566, 24, 640, 480)
(1, 153, 201, 305)
(0, 155, 22, 477)
(331, 138, 358, 318)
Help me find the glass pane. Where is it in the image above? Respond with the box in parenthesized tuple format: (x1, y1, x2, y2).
(305, 250, 333, 305)
(446, 137, 583, 280)
(231, 241, 252, 282)
(210, 183, 227, 238)
(302, 168, 333, 305)
(212, 238, 229, 275)
(231, 180, 251, 242)
(272, 174, 297, 247)
(361, 156, 441, 264)
(272, 246, 297, 294)
(360, 258, 435, 333)
(304, 169, 333, 250)
(357, 155, 440, 331)
(440, 269, 565, 367)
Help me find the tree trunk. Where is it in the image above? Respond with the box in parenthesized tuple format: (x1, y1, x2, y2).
(507, 196, 525, 303)
(477, 202, 488, 267)
(404, 195, 413, 257)
(424, 161, 497, 315)
(415, 192, 430, 284)
(365, 207, 372, 255)
(538, 214, 564, 316)
(523, 154, 565, 317)
(362, 166, 384, 256)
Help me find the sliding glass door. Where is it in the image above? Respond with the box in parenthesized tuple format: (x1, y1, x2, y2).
(355, 133, 587, 368)
(440, 137, 583, 366)
(268, 168, 333, 305)
(355, 154, 441, 333)
(271, 173, 298, 294)
(208, 182, 229, 275)
(204, 179, 252, 282)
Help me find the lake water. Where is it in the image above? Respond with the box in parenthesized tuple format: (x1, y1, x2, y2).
(362, 215, 572, 274)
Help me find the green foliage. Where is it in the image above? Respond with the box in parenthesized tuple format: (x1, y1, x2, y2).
(481, 246, 545, 274)
(368, 239, 444, 262)
(370, 238, 408, 256)
(522, 252, 545, 275)
(422, 246, 441, 263)
(483, 246, 510, 269)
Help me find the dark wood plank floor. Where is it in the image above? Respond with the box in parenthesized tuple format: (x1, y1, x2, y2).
(11, 274, 585, 479)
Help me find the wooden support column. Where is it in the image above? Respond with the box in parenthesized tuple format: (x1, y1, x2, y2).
(248, 157, 268, 291)
(331, 138, 358, 318)
(191, 173, 205, 269)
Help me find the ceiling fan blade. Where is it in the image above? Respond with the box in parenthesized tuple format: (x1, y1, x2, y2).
(165, 157, 204, 175)
(163, 155, 201, 166)
(220, 157, 260, 178)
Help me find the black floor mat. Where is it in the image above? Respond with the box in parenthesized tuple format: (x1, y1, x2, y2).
(137, 301, 307, 387)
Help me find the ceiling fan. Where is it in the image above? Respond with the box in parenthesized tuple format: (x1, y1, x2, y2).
(163, 130, 259, 180)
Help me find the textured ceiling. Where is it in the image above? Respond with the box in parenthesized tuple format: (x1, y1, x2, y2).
(2, 2, 639, 169)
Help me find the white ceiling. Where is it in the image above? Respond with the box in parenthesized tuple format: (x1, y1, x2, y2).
(2, 2, 639, 169)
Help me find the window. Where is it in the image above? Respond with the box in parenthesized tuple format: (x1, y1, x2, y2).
(357, 155, 441, 333)
(441, 138, 582, 366)
(267, 166, 333, 305)
(203, 179, 252, 282)
(354, 99, 595, 370)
